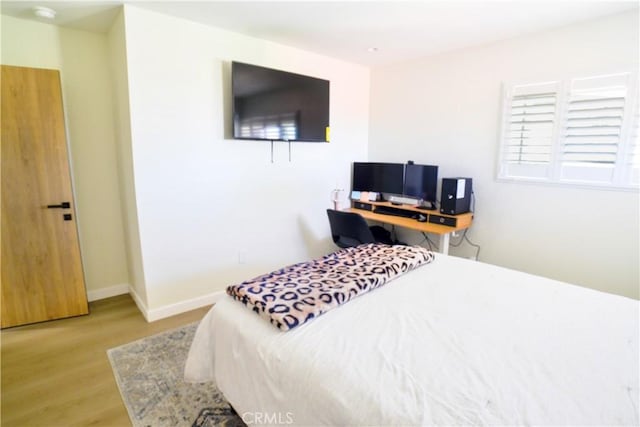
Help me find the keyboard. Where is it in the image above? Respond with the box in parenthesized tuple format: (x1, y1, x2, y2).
(374, 205, 416, 218)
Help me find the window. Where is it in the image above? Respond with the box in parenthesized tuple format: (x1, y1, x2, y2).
(498, 72, 638, 189)
(624, 97, 640, 186)
(238, 112, 299, 141)
(500, 81, 560, 180)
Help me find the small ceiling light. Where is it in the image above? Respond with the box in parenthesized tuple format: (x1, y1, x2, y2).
(32, 6, 57, 20)
(367, 47, 379, 53)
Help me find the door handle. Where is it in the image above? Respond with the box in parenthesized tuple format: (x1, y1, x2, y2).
(47, 202, 70, 209)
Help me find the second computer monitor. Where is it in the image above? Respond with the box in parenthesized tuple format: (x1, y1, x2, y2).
(403, 163, 438, 204)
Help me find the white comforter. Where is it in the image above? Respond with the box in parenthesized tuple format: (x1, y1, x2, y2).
(185, 254, 639, 426)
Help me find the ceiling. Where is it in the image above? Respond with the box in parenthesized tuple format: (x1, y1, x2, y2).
(2, 1, 638, 67)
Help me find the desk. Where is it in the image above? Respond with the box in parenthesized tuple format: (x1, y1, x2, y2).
(348, 201, 473, 255)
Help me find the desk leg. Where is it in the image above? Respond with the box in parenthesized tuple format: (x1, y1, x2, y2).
(439, 233, 450, 255)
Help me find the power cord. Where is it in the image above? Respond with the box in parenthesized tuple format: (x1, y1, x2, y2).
(454, 190, 481, 260)
(465, 232, 481, 261)
(449, 228, 481, 260)
(443, 189, 480, 259)
(421, 232, 439, 252)
(449, 230, 466, 247)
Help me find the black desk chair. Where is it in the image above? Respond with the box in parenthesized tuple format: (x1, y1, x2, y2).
(326, 209, 394, 248)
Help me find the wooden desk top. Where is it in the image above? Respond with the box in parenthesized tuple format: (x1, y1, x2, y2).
(348, 201, 473, 235)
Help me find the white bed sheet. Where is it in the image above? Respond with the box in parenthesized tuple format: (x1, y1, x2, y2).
(185, 254, 639, 426)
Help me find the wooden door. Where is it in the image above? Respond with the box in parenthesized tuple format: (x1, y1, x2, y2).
(1, 65, 88, 328)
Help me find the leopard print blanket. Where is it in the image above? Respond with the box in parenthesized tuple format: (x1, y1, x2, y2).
(226, 243, 435, 331)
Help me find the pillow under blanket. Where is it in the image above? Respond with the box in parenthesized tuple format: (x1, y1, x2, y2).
(226, 243, 435, 331)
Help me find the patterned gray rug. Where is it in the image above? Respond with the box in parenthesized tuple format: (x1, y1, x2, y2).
(107, 323, 245, 427)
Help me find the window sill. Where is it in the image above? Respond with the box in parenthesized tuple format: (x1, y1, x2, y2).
(495, 175, 639, 193)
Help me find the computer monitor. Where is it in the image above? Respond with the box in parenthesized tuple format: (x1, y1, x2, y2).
(352, 162, 374, 192)
(403, 163, 438, 203)
(352, 162, 404, 195)
(372, 163, 404, 195)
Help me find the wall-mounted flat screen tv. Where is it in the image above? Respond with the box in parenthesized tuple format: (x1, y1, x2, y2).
(232, 62, 330, 142)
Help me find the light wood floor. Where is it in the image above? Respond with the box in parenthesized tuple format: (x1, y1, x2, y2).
(1, 294, 211, 427)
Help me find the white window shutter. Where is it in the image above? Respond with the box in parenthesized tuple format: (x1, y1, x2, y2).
(626, 96, 640, 185)
(499, 73, 637, 189)
(559, 73, 631, 184)
(499, 81, 560, 180)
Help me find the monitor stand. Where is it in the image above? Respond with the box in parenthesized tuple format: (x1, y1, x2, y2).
(416, 202, 436, 210)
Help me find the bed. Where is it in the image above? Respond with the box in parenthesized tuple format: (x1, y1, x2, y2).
(184, 246, 639, 426)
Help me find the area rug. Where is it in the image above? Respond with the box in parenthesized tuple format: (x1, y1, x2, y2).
(107, 323, 245, 427)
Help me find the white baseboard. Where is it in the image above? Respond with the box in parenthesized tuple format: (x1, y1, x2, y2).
(145, 291, 225, 322)
(99, 284, 224, 323)
(86, 283, 130, 302)
(128, 285, 150, 322)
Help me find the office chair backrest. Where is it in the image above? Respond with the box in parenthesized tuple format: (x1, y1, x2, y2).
(326, 209, 377, 248)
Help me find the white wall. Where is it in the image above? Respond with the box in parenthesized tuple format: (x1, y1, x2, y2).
(369, 11, 639, 299)
(106, 10, 147, 305)
(120, 6, 370, 311)
(1, 15, 130, 299)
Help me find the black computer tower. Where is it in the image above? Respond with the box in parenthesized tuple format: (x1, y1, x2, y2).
(440, 178, 472, 215)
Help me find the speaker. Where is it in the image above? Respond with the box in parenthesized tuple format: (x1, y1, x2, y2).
(428, 214, 457, 227)
(440, 178, 472, 215)
(352, 201, 373, 211)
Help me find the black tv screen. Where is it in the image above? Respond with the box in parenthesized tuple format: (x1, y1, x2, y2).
(232, 62, 330, 142)
(404, 163, 438, 203)
(352, 162, 404, 195)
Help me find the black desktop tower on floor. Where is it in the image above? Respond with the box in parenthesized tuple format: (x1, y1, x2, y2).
(440, 178, 472, 215)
